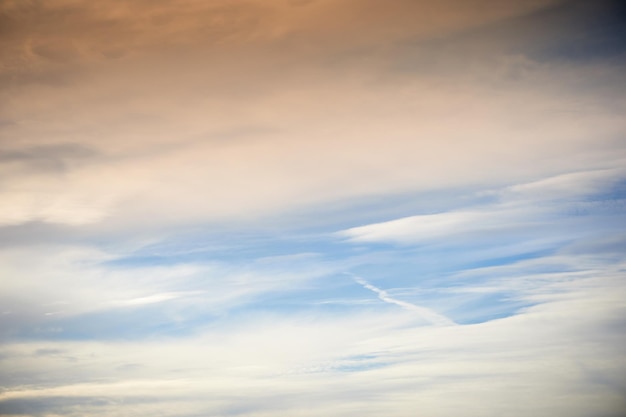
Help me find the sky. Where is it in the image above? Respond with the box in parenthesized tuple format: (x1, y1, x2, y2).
(0, 0, 625, 416)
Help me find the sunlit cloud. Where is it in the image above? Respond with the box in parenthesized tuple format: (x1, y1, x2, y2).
(1, 0, 625, 416)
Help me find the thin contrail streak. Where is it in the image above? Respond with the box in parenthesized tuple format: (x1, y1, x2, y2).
(348, 273, 456, 326)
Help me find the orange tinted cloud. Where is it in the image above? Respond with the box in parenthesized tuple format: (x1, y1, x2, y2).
(1, 0, 624, 230)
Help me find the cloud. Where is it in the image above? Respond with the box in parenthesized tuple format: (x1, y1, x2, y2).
(1, 0, 624, 232)
(0, 0, 561, 76)
(339, 168, 626, 245)
(349, 273, 455, 326)
(1, 1, 625, 416)
(0, 279, 624, 417)
(108, 291, 202, 307)
(0, 244, 340, 341)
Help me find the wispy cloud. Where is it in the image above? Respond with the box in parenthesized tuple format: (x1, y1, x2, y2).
(1, 283, 624, 416)
(1, 0, 625, 416)
(339, 168, 626, 246)
(348, 273, 456, 326)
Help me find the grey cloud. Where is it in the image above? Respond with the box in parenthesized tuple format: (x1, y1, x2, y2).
(527, 0, 626, 61)
(115, 362, 143, 372)
(0, 143, 97, 160)
(0, 396, 125, 417)
(31, 348, 78, 364)
(0, 395, 276, 417)
(0, 143, 98, 173)
(391, 0, 626, 88)
(33, 348, 65, 357)
(0, 223, 85, 248)
(562, 234, 626, 257)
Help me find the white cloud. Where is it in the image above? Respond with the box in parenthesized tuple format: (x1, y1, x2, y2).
(1, 1, 625, 416)
(339, 168, 626, 245)
(501, 168, 626, 202)
(1, 276, 624, 417)
(0, 245, 338, 339)
(350, 274, 455, 326)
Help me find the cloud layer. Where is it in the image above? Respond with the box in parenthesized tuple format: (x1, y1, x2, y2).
(1, 0, 625, 416)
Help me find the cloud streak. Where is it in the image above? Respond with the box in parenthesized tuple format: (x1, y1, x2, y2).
(340, 168, 626, 246)
(349, 274, 456, 326)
